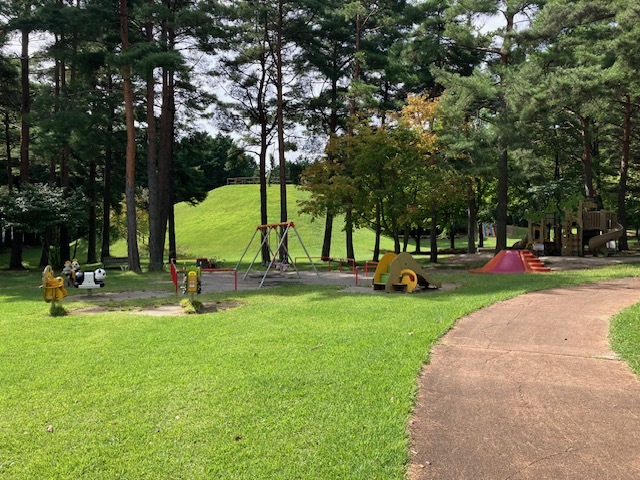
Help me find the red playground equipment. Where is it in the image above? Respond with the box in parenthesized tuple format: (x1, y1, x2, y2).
(470, 250, 551, 274)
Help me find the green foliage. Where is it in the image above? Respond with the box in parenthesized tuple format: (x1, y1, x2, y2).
(173, 132, 257, 205)
(0, 55, 20, 112)
(179, 297, 203, 314)
(301, 95, 472, 253)
(0, 183, 87, 236)
(48, 303, 68, 317)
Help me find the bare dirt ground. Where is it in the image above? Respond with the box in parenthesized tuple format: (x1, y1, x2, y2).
(428, 250, 640, 272)
(66, 251, 640, 316)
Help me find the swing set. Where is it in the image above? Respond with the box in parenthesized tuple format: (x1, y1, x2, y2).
(235, 221, 319, 288)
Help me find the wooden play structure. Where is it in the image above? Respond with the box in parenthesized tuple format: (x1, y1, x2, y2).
(372, 252, 441, 293)
(523, 200, 623, 257)
(236, 221, 319, 288)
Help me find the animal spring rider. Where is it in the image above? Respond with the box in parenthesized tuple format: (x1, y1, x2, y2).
(74, 268, 106, 290)
(42, 265, 68, 312)
(64, 259, 107, 294)
(62, 258, 81, 286)
(182, 266, 202, 299)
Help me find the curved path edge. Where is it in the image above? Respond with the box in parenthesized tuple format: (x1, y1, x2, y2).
(409, 277, 640, 480)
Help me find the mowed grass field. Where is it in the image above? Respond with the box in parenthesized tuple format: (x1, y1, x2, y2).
(1, 185, 639, 479)
(174, 184, 397, 263)
(169, 185, 516, 264)
(107, 184, 523, 266)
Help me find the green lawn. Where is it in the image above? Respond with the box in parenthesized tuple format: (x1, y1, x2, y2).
(1, 263, 640, 478)
(1, 185, 638, 478)
(610, 302, 640, 375)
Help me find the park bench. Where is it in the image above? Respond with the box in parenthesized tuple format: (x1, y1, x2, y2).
(102, 256, 129, 271)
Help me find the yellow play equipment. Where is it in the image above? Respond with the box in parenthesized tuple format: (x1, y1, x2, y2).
(42, 265, 68, 304)
(181, 265, 202, 301)
(373, 252, 441, 293)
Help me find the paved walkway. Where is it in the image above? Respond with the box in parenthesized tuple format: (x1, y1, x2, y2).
(409, 277, 640, 480)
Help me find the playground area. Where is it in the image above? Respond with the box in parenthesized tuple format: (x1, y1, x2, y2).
(168, 200, 637, 293)
(59, 250, 640, 318)
(54, 214, 640, 316)
(66, 250, 640, 303)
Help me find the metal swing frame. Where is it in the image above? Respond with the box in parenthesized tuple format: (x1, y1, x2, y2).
(235, 221, 319, 288)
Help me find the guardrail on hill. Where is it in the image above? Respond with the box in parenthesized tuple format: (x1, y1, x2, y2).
(227, 176, 294, 185)
(227, 177, 260, 185)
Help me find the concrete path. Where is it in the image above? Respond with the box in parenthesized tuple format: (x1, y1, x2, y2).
(409, 277, 640, 480)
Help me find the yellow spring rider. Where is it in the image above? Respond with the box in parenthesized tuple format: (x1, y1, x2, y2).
(42, 265, 68, 312)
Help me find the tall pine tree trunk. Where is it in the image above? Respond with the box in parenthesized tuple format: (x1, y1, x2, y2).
(321, 210, 333, 260)
(259, 137, 269, 265)
(5, 113, 12, 191)
(257, 15, 270, 265)
(430, 207, 438, 264)
(101, 75, 114, 261)
(345, 208, 355, 262)
(495, 137, 508, 253)
(59, 145, 71, 265)
(415, 227, 423, 254)
(321, 79, 340, 261)
(372, 203, 381, 262)
(168, 197, 176, 261)
(494, 10, 516, 254)
(275, 0, 288, 263)
(19, 28, 29, 185)
(4, 112, 12, 247)
(341, 11, 362, 265)
(119, 0, 142, 273)
(156, 62, 175, 268)
(617, 95, 631, 251)
(146, 17, 163, 270)
(581, 116, 596, 199)
(11, 26, 31, 270)
(86, 158, 97, 263)
(449, 221, 455, 250)
(467, 181, 477, 254)
(54, 25, 71, 266)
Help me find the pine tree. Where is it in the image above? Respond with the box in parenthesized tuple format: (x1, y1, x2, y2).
(439, 0, 544, 252)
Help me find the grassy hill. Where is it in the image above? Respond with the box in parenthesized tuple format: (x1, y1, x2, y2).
(173, 184, 396, 264)
(1, 184, 515, 270)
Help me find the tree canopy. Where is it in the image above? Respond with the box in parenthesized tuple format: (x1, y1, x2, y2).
(1, 0, 640, 268)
